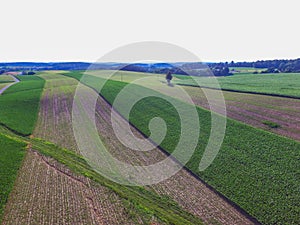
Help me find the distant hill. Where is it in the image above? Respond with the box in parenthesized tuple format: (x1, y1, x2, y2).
(0, 62, 125, 73)
(1, 58, 300, 76)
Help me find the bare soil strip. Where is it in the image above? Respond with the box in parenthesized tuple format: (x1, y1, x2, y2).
(182, 86, 300, 141)
(33, 74, 79, 152)
(2, 149, 143, 225)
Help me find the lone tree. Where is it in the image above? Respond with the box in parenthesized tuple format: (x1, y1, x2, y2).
(165, 71, 173, 86)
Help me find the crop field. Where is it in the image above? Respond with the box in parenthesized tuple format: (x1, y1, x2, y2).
(181, 85, 300, 141)
(0, 134, 26, 222)
(0, 75, 45, 135)
(33, 73, 79, 151)
(229, 67, 266, 74)
(0, 83, 9, 90)
(0, 75, 15, 83)
(1, 72, 207, 225)
(82, 70, 300, 141)
(1, 127, 206, 225)
(0, 70, 299, 225)
(64, 71, 300, 225)
(175, 72, 300, 98)
(2, 149, 147, 225)
(92, 87, 254, 224)
(30, 72, 253, 224)
(86, 70, 157, 82)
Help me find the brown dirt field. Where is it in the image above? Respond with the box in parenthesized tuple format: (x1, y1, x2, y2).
(20, 73, 255, 224)
(2, 149, 145, 225)
(33, 74, 79, 152)
(181, 86, 300, 141)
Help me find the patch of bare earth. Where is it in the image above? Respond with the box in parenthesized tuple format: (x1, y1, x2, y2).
(33, 74, 79, 152)
(182, 86, 300, 141)
(2, 150, 143, 225)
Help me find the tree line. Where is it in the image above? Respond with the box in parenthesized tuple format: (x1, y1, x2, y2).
(226, 58, 300, 73)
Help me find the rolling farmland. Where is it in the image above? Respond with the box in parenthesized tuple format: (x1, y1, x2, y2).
(32, 72, 254, 224)
(64, 71, 300, 224)
(1, 73, 205, 224)
(86, 70, 300, 141)
(0, 70, 299, 224)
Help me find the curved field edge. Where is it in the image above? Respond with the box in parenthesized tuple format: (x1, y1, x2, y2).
(0, 124, 203, 225)
(0, 75, 45, 135)
(0, 133, 26, 223)
(63, 71, 300, 225)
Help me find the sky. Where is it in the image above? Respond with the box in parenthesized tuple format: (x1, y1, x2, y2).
(0, 0, 299, 63)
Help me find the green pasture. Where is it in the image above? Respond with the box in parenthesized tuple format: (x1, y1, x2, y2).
(0, 76, 45, 135)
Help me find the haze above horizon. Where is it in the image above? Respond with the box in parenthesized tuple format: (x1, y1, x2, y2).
(0, 0, 299, 62)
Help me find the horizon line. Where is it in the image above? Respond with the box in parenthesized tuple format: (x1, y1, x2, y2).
(0, 57, 299, 64)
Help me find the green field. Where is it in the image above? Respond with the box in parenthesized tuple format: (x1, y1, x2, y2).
(0, 76, 45, 135)
(0, 75, 15, 83)
(0, 134, 26, 222)
(175, 72, 300, 98)
(64, 71, 300, 225)
(229, 67, 266, 74)
(0, 70, 299, 224)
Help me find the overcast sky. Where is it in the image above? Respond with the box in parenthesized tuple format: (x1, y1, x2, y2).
(0, 0, 299, 62)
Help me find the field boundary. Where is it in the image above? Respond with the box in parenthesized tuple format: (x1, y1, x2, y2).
(63, 73, 261, 225)
(0, 122, 30, 137)
(0, 76, 20, 95)
(177, 83, 300, 100)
